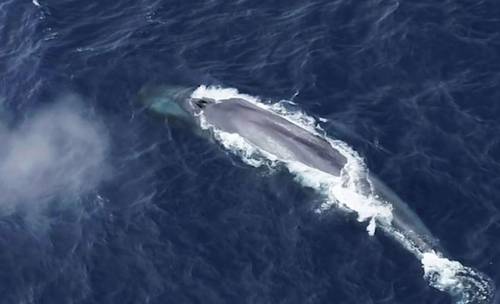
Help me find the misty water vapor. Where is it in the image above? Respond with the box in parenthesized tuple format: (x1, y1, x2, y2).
(0, 97, 110, 215)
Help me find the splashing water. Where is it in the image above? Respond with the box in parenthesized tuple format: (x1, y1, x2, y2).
(192, 85, 494, 303)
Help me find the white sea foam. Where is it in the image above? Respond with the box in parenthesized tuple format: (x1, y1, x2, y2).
(191, 85, 494, 303)
(191, 85, 259, 104)
(422, 252, 493, 303)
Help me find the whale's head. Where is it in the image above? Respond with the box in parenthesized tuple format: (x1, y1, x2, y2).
(139, 85, 196, 120)
(139, 85, 218, 123)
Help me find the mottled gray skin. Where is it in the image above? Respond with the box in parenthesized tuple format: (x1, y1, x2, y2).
(141, 85, 441, 253)
(201, 98, 347, 176)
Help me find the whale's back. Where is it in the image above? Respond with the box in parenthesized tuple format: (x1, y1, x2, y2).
(202, 98, 347, 175)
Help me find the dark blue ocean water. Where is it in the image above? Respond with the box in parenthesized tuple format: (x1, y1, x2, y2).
(1, 0, 500, 303)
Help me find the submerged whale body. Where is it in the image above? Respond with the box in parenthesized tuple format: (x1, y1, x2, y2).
(140, 85, 494, 303)
(198, 97, 439, 251)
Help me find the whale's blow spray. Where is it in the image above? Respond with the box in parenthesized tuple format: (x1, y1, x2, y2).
(0, 97, 110, 226)
(191, 85, 494, 304)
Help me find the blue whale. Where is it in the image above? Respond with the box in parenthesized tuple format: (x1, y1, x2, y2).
(139, 84, 495, 303)
(139, 85, 440, 253)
